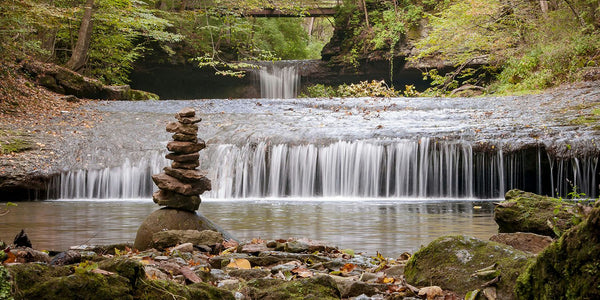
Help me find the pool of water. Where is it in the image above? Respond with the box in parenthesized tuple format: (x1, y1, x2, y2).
(0, 199, 498, 257)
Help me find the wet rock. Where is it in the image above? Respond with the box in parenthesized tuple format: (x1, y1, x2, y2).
(243, 275, 341, 300)
(489, 232, 554, 254)
(50, 250, 82, 266)
(152, 190, 201, 211)
(134, 208, 233, 250)
(166, 140, 206, 154)
(151, 173, 209, 196)
(165, 122, 198, 135)
(515, 201, 600, 299)
(404, 235, 532, 299)
(150, 229, 224, 250)
(494, 189, 585, 237)
(14, 229, 32, 248)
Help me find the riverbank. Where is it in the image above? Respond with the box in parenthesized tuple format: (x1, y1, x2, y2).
(2, 190, 599, 299)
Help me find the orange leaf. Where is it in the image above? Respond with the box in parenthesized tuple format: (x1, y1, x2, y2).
(340, 263, 356, 273)
(226, 258, 251, 269)
(4, 251, 16, 264)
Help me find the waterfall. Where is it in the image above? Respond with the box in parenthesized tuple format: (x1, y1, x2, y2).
(48, 140, 599, 200)
(258, 64, 299, 99)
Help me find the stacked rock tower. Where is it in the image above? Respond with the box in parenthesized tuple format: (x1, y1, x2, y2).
(151, 107, 211, 211)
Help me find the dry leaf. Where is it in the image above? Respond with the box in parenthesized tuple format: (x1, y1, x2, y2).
(383, 277, 395, 284)
(226, 258, 251, 269)
(340, 263, 356, 273)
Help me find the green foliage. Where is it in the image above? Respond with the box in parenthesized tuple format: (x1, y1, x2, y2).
(73, 261, 99, 274)
(301, 80, 399, 98)
(0, 265, 12, 300)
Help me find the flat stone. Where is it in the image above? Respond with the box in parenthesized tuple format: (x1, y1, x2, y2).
(152, 190, 201, 211)
(177, 107, 196, 118)
(151, 173, 209, 196)
(166, 122, 198, 135)
(172, 242, 195, 253)
(240, 243, 271, 254)
(172, 133, 198, 142)
(164, 167, 211, 185)
(172, 161, 200, 170)
(167, 140, 205, 154)
(165, 152, 199, 162)
(176, 115, 202, 124)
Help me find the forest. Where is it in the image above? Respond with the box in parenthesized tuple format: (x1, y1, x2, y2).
(0, 0, 598, 96)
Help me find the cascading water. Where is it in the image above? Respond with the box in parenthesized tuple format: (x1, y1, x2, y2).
(49, 139, 599, 200)
(258, 64, 299, 99)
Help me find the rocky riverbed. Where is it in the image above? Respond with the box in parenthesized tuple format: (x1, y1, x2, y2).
(1, 190, 599, 299)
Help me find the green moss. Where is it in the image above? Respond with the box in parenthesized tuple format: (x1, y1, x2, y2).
(515, 205, 600, 299)
(8, 263, 72, 297)
(245, 276, 340, 300)
(495, 189, 581, 237)
(97, 258, 145, 289)
(0, 266, 12, 300)
(24, 272, 132, 300)
(0, 130, 32, 154)
(405, 235, 532, 299)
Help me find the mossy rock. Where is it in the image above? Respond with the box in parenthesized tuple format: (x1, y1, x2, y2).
(405, 235, 532, 299)
(97, 257, 145, 289)
(495, 189, 582, 237)
(0, 265, 12, 300)
(129, 89, 159, 100)
(243, 275, 341, 300)
(8, 263, 132, 300)
(515, 202, 600, 299)
(135, 279, 234, 300)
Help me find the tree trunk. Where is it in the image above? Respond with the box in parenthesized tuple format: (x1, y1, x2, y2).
(180, 0, 188, 12)
(540, 0, 548, 14)
(65, 0, 94, 71)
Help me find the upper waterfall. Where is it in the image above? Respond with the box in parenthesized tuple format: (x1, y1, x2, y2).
(257, 63, 300, 99)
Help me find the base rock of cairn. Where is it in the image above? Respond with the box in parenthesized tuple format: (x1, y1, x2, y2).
(134, 107, 233, 250)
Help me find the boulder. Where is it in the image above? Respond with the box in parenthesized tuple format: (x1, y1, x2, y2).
(152, 190, 201, 211)
(151, 173, 209, 196)
(166, 141, 206, 154)
(515, 201, 600, 299)
(489, 232, 554, 254)
(150, 229, 224, 250)
(133, 208, 234, 250)
(404, 235, 532, 299)
(494, 189, 584, 237)
(166, 122, 198, 135)
(97, 257, 146, 289)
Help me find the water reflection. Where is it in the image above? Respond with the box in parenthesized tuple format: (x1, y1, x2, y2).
(0, 200, 497, 256)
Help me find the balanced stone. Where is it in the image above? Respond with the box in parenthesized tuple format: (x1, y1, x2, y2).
(166, 122, 198, 135)
(153, 190, 200, 212)
(165, 152, 200, 162)
(164, 167, 210, 185)
(172, 161, 200, 169)
(176, 115, 202, 124)
(172, 133, 197, 143)
(151, 173, 210, 196)
(177, 107, 196, 118)
(167, 140, 205, 154)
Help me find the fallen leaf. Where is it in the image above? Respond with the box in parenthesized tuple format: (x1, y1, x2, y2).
(226, 258, 251, 269)
(340, 263, 356, 273)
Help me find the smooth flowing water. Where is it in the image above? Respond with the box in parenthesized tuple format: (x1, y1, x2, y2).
(0, 199, 496, 256)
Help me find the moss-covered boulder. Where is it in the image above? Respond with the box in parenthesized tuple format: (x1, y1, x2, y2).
(0, 265, 12, 300)
(405, 235, 532, 299)
(515, 201, 600, 299)
(494, 189, 583, 237)
(135, 279, 234, 300)
(243, 275, 341, 300)
(97, 257, 145, 289)
(8, 263, 132, 300)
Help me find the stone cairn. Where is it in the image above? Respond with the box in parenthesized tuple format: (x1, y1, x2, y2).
(151, 107, 211, 211)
